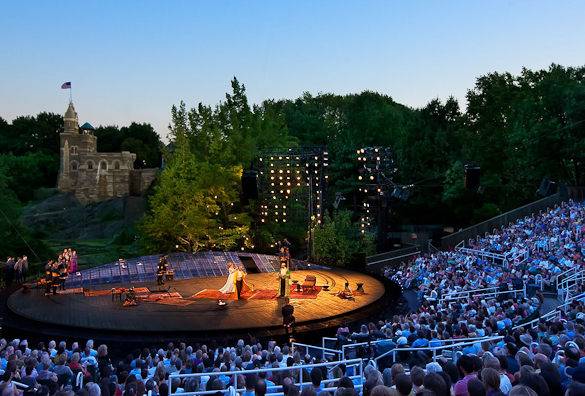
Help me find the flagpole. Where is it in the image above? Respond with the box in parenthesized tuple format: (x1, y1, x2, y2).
(70, 84, 73, 103)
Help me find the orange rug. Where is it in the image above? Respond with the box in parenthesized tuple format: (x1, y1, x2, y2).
(155, 297, 195, 306)
(84, 289, 112, 297)
(139, 291, 182, 301)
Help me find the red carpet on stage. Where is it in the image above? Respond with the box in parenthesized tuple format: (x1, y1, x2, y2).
(139, 291, 182, 301)
(190, 289, 257, 300)
(290, 285, 321, 299)
(192, 286, 322, 300)
(156, 297, 195, 306)
(84, 289, 111, 297)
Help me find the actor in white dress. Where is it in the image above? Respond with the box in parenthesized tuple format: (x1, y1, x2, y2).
(219, 262, 236, 294)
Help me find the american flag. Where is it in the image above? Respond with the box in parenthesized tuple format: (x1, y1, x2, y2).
(61, 81, 71, 89)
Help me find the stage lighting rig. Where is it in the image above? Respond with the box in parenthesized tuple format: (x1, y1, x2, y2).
(356, 146, 397, 235)
(257, 146, 328, 227)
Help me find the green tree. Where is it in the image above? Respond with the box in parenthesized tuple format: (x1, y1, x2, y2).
(0, 153, 59, 202)
(140, 104, 251, 252)
(313, 210, 374, 266)
(0, 164, 53, 265)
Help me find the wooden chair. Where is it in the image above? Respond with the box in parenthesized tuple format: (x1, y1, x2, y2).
(302, 275, 316, 293)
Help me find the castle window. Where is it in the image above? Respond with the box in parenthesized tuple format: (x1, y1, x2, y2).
(70, 146, 78, 155)
(87, 161, 94, 170)
(114, 161, 120, 170)
(100, 161, 108, 171)
(70, 161, 78, 171)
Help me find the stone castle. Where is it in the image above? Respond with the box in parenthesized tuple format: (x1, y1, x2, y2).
(57, 102, 157, 203)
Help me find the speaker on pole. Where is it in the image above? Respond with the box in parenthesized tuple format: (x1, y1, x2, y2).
(241, 170, 259, 202)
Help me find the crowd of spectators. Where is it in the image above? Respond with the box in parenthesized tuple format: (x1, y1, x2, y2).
(1, 201, 584, 396)
(0, 337, 354, 396)
(2, 298, 585, 396)
(389, 200, 584, 299)
(356, 298, 585, 395)
(349, 200, 585, 354)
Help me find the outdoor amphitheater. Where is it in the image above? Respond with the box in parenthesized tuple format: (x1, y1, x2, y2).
(2, 196, 584, 396)
(3, 4, 585, 395)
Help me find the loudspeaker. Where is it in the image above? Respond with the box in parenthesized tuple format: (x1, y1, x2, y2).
(464, 165, 481, 191)
(537, 178, 557, 197)
(241, 170, 258, 200)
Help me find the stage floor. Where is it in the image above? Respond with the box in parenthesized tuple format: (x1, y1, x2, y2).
(7, 269, 384, 334)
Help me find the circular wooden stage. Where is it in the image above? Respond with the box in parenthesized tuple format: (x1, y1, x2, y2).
(7, 269, 384, 335)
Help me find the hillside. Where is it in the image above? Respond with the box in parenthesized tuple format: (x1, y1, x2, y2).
(21, 191, 148, 268)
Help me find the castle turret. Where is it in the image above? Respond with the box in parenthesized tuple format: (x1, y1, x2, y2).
(63, 102, 79, 134)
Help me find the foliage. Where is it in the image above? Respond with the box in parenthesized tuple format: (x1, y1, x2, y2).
(0, 164, 53, 265)
(0, 153, 59, 202)
(140, 98, 252, 252)
(141, 78, 300, 252)
(3, 64, 585, 260)
(95, 122, 162, 168)
(313, 210, 374, 266)
(0, 112, 63, 155)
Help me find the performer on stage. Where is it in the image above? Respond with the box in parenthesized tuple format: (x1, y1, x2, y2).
(218, 262, 252, 301)
(282, 297, 295, 335)
(218, 262, 236, 294)
(278, 262, 291, 298)
(58, 257, 68, 291)
(156, 255, 169, 285)
(234, 264, 245, 300)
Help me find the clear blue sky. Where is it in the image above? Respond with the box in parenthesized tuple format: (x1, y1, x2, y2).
(1, 0, 584, 140)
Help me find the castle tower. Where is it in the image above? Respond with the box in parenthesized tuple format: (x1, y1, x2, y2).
(63, 102, 79, 134)
(56, 100, 158, 203)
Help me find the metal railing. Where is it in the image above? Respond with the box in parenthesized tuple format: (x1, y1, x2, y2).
(322, 337, 338, 352)
(556, 266, 581, 291)
(455, 247, 509, 265)
(167, 358, 364, 396)
(558, 269, 585, 302)
(339, 335, 503, 361)
(292, 342, 342, 361)
(372, 336, 504, 368)
(439, 286, 526, 305)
